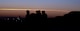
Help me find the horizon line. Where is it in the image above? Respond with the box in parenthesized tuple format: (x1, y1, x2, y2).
(0, 8, 79, 11)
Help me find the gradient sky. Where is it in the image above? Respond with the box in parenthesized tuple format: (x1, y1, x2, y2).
(0, 0, 80, 10)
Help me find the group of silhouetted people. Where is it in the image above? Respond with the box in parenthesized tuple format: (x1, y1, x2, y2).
(25, 10, 48, 25)
(26, 10, 47, 19)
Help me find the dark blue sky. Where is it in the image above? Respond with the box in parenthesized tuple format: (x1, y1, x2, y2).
(0, 0, 80, 10)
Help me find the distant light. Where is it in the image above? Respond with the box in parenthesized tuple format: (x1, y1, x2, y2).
(16, 20, 17, 22)
(17, 17, 20, 20)
(7, 18, 9, 20)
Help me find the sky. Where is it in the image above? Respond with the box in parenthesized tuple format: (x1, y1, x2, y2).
(0, 0, 80, 10)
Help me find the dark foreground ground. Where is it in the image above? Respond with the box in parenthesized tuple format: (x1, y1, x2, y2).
(0, 11, 80, 31)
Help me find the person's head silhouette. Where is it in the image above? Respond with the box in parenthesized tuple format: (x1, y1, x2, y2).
(42, 11, 45, 14)
(26, 10, 30, 13)
(36, 10, 41, 14)
(26, 10, 30, 15)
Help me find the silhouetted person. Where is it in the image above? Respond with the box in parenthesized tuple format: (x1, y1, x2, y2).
(42, 10, 47, 19)
(41, 11, 48, 24)
(24, 10, 30, 24)
(26, 10, 30, 18)
(30, 13, 36, 19)
(36, 10, 42, 19)
(36, 10, 41, 15)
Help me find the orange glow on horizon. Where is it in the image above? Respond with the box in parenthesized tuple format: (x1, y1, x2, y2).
(0, 8, 70, 18)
